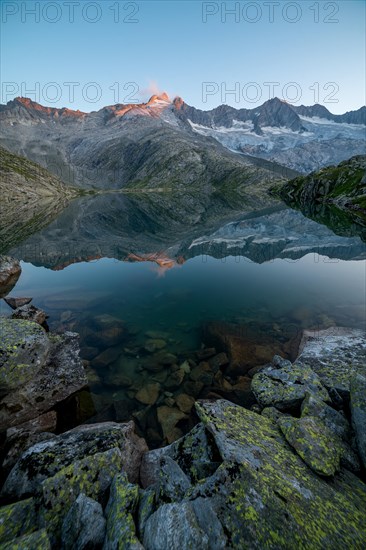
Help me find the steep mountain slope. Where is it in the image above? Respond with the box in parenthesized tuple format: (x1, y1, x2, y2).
(274, 155, 366, 226)
(0, 147, 81, 253)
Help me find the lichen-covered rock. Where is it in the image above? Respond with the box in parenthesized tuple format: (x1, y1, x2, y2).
(40, 448, 122, 545)
(140, 423, 220, 489)
(0, 327, 87, 430)
(103, 473, 142, 550)
(158, 456, 191, 501)
(301, 393, 350, 440)
(0, 498, 36, 544)
(143, 502, 209, 550)
(297, 327, 366, 398)
(137, 487, 157, 540)
(1, 421, 147, 500)
(0, 529, 51, 549)
(0, 318, 50, 394)
(350, 372, 366, 468)
(194, 400, 366, 547)
(278, 415, 342, 476)
(61, 493, 106, 550)
(251, 359, 329, 412)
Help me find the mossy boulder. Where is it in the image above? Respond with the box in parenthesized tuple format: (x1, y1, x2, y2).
(0, 318, 50, 394)
(1, 421, 147, 500)
(251, 358, 329, 412)
(297, 327, 366, 398)
(0, 529, 51, 549)
(0, 498, 36, 545)
(350, 372, 366, 468)
(103, 473, 142, 549)
(40, 448, 122, 545)
(278, 415, 342, 476)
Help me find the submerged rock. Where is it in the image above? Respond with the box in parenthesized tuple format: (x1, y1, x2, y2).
(157, 406, 188, 444)
(297, 327, 366, 398)
(251, 357, 329, 412)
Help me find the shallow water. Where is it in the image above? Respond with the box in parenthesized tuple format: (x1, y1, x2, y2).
(1, 195, 365, 446)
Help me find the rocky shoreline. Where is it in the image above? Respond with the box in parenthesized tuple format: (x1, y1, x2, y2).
(1, 258, 366, 548)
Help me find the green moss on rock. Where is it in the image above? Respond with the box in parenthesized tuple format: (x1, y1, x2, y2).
(0, 498, 36, 544)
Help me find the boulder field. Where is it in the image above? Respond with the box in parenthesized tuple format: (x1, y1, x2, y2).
(0, 312, 365, 548)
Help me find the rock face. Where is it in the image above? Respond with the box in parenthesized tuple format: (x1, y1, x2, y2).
(275, 155, 366, 225)
(0, 319, 88, 430)
(0, 257, 21, 298)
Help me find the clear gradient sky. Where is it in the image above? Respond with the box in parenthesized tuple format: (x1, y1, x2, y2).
(1, 0, 365, 113)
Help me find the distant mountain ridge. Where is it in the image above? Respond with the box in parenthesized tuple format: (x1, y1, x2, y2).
(0, 94, 364, 185)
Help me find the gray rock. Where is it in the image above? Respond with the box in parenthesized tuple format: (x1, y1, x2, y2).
(61, 493, 106, 550)
(0, 257, 21, 299)
(0, 318, 50, 394)
(40, 448, 122, 546)
(278, 415, 342, 476)
(11, 304, 47, 326)
(297, 327, 366, 398)
(191, 498, 227, 550)
(0, 327, 87, 430)
(194, 400, 366, 547)
(301, 393, 350, 440)
(158, 456, 191, 501)
(0, 529, 51, 549)
(2, 421, 147, 500)
(103, 473, 142, 550)
(350, 372, 366, 468)
(137, 487, 157, 540)
(251, 358, 329, 412)
(0, 498, 36, 545)
(4, 296, 32, 310)
(143, 502, 209, 550)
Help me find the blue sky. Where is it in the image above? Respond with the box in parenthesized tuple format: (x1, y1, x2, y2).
(1, 0, 365, 112)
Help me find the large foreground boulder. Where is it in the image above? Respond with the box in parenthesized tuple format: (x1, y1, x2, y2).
(0, 318, 88, 430)
(1, 421, 148, 500)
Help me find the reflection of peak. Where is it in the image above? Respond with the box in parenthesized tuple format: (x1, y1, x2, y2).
(125, 252, 183, 269)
